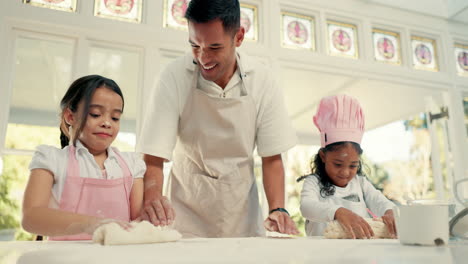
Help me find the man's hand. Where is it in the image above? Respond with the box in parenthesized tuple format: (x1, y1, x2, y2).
(141, 155, 176, 226)
(140, 194, 175, 226)
(264, 211, 300, 235)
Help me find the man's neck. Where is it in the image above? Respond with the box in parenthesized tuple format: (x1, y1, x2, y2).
(215, 61, 238, 89)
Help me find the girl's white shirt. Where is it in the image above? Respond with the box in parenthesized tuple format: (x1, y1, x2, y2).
(29, 140, 146, 209)
(300, 175, 395, 236)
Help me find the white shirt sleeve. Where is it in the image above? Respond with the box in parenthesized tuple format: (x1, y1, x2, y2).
(360, 177, 395, 216)
(29, 145, 66, 205)
(300, 176, 341, 222)
(137, 67, 181, 161)
(119, 152, 146, 179)
(255, 77, 297, 157)
(29, 145, 61, 180)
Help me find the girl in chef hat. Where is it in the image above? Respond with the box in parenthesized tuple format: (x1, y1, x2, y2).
(22, 75, 145, 240)
(298, 94, 396, 239)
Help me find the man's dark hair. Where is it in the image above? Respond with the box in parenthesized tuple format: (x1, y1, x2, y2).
(185, 0, 240, 34)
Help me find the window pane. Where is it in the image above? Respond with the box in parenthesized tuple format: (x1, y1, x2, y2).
(113, 132, 137, 152)
(362, 118, 437, 202)
(6, 35, 74, 150)
(5, 124, 60, 150)
(88, 44, 141, 137)
(284, 144, 320, 236)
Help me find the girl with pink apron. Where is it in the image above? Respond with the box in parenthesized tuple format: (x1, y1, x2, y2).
(49, 146, 133, 240)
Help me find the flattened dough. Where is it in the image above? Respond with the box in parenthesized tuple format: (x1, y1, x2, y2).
(93, 221, 182, 245)
(323, 218, 392, 239)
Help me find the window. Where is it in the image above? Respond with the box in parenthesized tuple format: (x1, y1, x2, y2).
(88, 43, 142, 151)
(6, 33, 74, 151)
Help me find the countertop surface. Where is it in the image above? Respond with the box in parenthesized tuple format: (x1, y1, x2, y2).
(1, 237, 468, 264)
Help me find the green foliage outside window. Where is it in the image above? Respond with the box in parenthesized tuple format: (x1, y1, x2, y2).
(0, 160, 20, 230)
(0, 155, 32, 240)
(1, 123, 59, 240)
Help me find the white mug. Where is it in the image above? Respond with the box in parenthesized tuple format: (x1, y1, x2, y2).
(395, 204, 449, 246)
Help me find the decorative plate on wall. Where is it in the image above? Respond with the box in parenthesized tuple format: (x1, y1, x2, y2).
(327, 20, 358, 59)
(94, 0, 143, 23)
(23, 0, 77, 12)
(281, 12, 315, 51)
(163, 0, 191, 30)
(372, 28, 401, 65)
(411, 36, 438, 71)
(454, 43, 468, 77)
(240, 3, 258, 42)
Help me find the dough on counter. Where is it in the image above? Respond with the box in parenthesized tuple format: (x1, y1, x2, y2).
(323, 218, 392, 239)
(266, 231, 295, 239)
(93, 221, 182, 245)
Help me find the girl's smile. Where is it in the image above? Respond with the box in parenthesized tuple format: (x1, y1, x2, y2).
(67, 86, 123, 156)
(320, 143, 360, 187)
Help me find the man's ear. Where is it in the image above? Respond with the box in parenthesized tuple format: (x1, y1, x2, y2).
(234, 26, 245, 47)
(63, 108, 76, 126)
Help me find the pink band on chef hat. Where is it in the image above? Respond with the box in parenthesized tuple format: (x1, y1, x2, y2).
(313, 94, 365, 148)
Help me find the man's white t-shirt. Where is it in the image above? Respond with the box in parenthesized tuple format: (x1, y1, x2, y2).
(137, 52, 297, 160)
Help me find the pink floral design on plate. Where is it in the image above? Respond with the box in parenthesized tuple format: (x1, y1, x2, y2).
(104, 0, 134, 15)
(332, 29, 351, 52)
(172, 0, 189, 25)
(415, 44, 432, 65)
(377, 37, 395, 59)
(240, 10, 251, 33)
(458, 51, 468, 71)
(287, 21, 308, 45)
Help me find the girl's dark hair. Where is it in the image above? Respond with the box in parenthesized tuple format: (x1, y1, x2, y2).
(298, 142, 365, 197)
(185, 0, 240, 35)
(59, 75, 124, 148)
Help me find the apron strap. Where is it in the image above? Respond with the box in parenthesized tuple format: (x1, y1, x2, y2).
(236, 53, 248, 96)
(60, 146, 85, 213)
(112, 148, 133, 202)
(66, 145, 80, 178)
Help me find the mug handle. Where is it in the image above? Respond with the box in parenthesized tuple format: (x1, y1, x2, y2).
(454, 178, 468, 205)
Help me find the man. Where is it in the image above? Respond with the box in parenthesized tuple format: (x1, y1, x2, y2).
(137, 0, 299, 237)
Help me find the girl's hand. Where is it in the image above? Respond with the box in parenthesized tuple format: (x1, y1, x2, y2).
(381, 209, 397, 238)
(84, 218, 133, 235)
(334, 208, 374, 239)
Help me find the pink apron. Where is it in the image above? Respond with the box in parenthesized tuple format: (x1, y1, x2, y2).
(49, 146, 133, 240)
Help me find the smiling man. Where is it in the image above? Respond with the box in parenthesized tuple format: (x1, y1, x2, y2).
(137, 0, 298, 238)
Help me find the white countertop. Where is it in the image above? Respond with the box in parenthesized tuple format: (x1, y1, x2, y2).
(1, 237, 468, 264)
